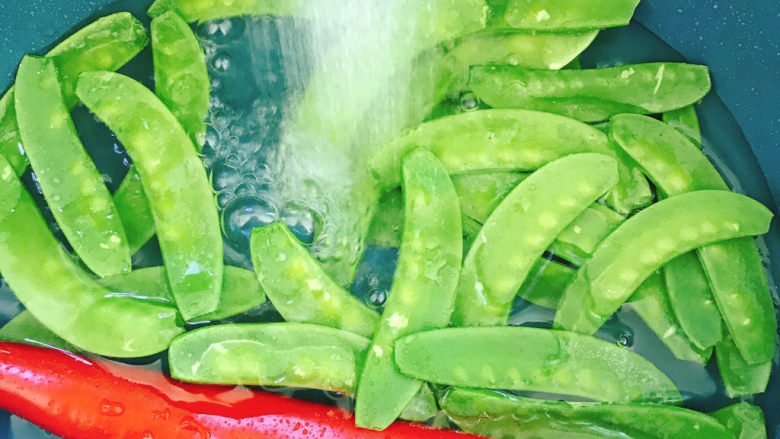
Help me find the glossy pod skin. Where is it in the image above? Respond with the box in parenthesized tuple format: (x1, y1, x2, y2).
(0, 12, 148, 176)
(451, 153, 618, 327)
(468, 63, 711, 122)
(0, 311, 76, 351)
(554, 191, 773, 335)
(250, 222, 380, 338)
(15, 56, 131, 278)
(113, 172, 157, 253)
(503, 0, 640, 31)
(715, 335, 771, 398)
(98, 265, 266, 322)
(395, 327, 681, 403)
(356, 149, 463, 430)
(0, 155, 183, 357)
(663, 105, 702, 146)
(710, 402, 767, 439)
(516, 258, 575, 309)
(151, 10, 209, 148)
(77, 71, 223, 321)
(368, 109, 650, 214)
(168, 323, 369, 393)
(611, 114, 776, 364)
(440, 388, 733, 439)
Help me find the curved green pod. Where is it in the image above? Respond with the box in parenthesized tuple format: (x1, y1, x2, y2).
(15, 56, 130, 278)
(663, 105, 702, 147)
(468, 63, 711, 122)
(628, 273, 712, 364)
(0, 12, 148, 177)
(517, 258, 575, 309)
(452, 153, 618, 327)
(113, 171, 156, 254)
(554, 191, 773, 335)
(356, 149, 463, 430)
(148, 0, 312, 22)
(98, 265, 266, 322)
(711, 402, 767, 439)
(250, 222, 380, 338)
(395, 327, 681, 404)
(503, 0, 640, 31)
(152, 11, 209, 148)
(0, 311, 76, 352)
(0, 155, 183, 358)
(168, 323, 370, 393)
(76, 71, 223, 321)
(715, 335, 771, 398)
(441, 388, 732, 439)
(550, 203, 625, 265)
(452, 171, 529, 223)
(611, 114, 776, 363)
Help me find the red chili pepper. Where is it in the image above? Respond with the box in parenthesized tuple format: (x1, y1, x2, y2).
(0, 342, 485, 439)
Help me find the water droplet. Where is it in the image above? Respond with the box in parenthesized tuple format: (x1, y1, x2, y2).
(176, 416, 209, 439)
(617, 333, 633, 347)
(99, 399, 124, 416)
(458, 92, 479, 112)
(222, 196, 278, 248)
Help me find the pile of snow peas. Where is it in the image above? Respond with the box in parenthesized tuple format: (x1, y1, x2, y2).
(0, 0, 775, 438)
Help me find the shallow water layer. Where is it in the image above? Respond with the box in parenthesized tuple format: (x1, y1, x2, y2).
(0, 1, 778, 438)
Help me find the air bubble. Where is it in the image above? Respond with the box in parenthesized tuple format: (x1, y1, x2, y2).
(222, 196, 278, 248)
(233, 182, 256, 198)
(211, 162, 243, 192)
(216, 191, 235, 208)
(367, 288, 388, 307)
(281, 202, 324, 244)
(200, 18, 246, 45)
(211, 53, 232, 72)
(459, 92, 479, 112)
(617, 333, 634, 347)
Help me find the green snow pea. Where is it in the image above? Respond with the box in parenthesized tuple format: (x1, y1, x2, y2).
(451, 171, 529, 223)
(113, 171, 156, 254)
(152, 11, 209, 148)
(15, 56, 130, 277)
(399, 384, 439, 423)
(356, 149, 462, 430)
(516, 257, 575, 308)
(451, 153, 618, 327)
(611, 114, 776, 363)
(148, 0, 315, 22)
(0, 155, 183, 357)
(441, 388, 732, 439)
(554, 190, 773, 335)
(77, 71, 223, 321)
(250, 222, 380, 338)
(549, 203, 625, 266)
(715, 335, 771, 397)
(503, 0, 640, 31)
(710, 402, 767, 439)
(395, 327, 681, 404)
(168, 323, 369, 393)
(628, 273, 712, 364)
(98, 265, 266, 322)
(0, 311, 76, 352)
(461, 215, 483, 256)
(0, 12, 148, 177)
(369, 109, 650, 214)
(663, 105, 702, 147)
(469, 63, 711, 122)
(663, 251, 723, 349)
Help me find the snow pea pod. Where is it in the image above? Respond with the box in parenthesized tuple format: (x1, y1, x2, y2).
(366, 189, 404, 248)
(441, 388, 732, 439)
(77, 72, 223, 321)
(151, 11, 209, 148)
(113, 171, 156, 254)
(516, 257, 575, 308)
(98, 265, 265, 322)
(250, 222, 380, 338)
(715, 335, 771, 397)
(503, 0, 640, 31)
(168, 323, 369, 393)
(369, 109, 649, 214)
(550, 203, 625, 265)
(451, 153, 618, 327)
(356, 149, 463, 430)
(468, 63, 711, 122)
(148, 0, 311, 22)
(710, 402, 767, 439)
(0, 311, 76, 352)
(663, 105, 702, 147)
(452, 171, 529, 223)
(399, 384, 439, 423)
(15, 56, 130, 277)
(0, 155, 183, 357)
(611, 114, 776, 363)
(395, 327, 681, 404)
(0, 12, 148, 177)
(628, 273, 712, 364)
(554, 191, 773, 335)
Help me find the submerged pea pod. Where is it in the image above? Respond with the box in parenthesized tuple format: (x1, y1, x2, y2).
(469, 63, 711, 122)
(0, 311, 76, 352)
(15, 56, 130, 278)
(356, 149, 462, 430)
(113, 171, 156, 254)
(151, 10, 209, 148)
(710, 402, 767, 439)
(715, 335, 771, 398)
(250, 223, 380, 338)
(169, 323, 370, 393)
(0, 12, 148, 177)
(502, 0, 640, 31)
(441, 388, 732, 439)
(516, 257, 575, 308)
(554, 191, 773, 335)
(0, 155, 183, 357)
(611, 114, 776, 363)
(395, 327, 681, 404)
(550, 203, 625, 265)
(663, 105, 702, 147)
(452, 153, 618, 327)
(76, 72, 223, 321)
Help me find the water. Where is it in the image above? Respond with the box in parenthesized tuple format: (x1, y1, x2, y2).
(1, 1, 779, 438)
